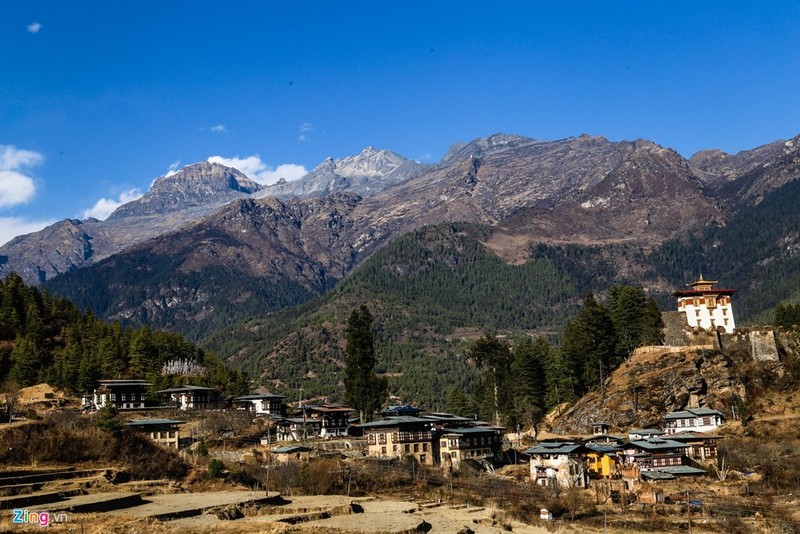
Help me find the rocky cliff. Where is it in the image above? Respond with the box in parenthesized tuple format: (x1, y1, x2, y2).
(549, 336, 795, 435)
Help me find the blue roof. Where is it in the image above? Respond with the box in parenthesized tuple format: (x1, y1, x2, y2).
(525, 442, 584, 455)
(656, 465, 708, 476)
(628, 439, 688, 451)
(586, 443, 622, 453)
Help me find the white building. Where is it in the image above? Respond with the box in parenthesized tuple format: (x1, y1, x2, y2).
(524, 442, 589, 489)
(664, 408, 724, 434)
(673, 276, 736, 333)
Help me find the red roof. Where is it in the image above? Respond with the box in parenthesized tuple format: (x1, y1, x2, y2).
(673, 288, 736, 297)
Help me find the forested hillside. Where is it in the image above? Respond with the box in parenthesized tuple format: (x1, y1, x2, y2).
(204, 225, 654, 407)
(0, 273, 247, 395)
(648, 177, 800, 320)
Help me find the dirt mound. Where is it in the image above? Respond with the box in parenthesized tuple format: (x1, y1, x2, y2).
(18, 384, 64, 405)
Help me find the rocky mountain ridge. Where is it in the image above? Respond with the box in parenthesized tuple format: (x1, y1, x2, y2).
(259, 146, 428, 199)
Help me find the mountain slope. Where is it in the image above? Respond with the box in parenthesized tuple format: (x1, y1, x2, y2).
(0, 162, 263, 284)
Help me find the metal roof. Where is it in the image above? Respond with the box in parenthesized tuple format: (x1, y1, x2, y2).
(359, 416, 432, 428)
(664, 408, 724, 419)
(271, 445, 312, 453)
(629, 428, 664, 435)
(441, 427, 502, 435)
(656, 465, 708, 476)
(127, 419, 185, 427)
(628, 439, 689, 451)
(525, 442, 585, 455)
(233, 394, 287, 401)
(156, 385, 218, 394)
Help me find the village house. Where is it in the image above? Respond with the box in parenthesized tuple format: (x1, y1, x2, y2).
(673, 276, 736, 333)
(666, 431, 722, 464)
(439, 426, 504, 469)
(232, 393, 287, 416)
(360, 416, 436, 465)
(664, 407, 724, 434)
(92, 379, 150, 410)
(275, 416, 322, 442)
(127, 419, 185, 449)
(584, 443, 622, 478)
(268, 445, 312, 463)
(305, 404, 354, 437)
(628, 428, 665, 441)
(622, 438, 690, 470)
(156, 385, 220, 410)
(525, 442, 589, 489)
(591, 422, 610, 435)
(380, 405, 423, 417)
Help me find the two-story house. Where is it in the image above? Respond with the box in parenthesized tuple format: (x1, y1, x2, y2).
(664, 408, 724, 434)
(156, 385, 220, 410)
(360, 416, 435, 465)
(232, 393, 287, 416)
(525, 442, 589, 489)
(305, 404, 354, 437)
(127, 419, 185, 449)
(92, 379, 150, 410)
(439, 427, 504, 469)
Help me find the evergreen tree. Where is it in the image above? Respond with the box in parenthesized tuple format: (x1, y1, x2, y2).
(511, 338, 550, 438)
(343, 305, 388, 423)
(445, 387, 477, 419)
(466, 335, 513, 426)
(561, 293, 617, 398)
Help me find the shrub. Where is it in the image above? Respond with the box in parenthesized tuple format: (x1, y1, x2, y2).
(207, 459, 225, 478)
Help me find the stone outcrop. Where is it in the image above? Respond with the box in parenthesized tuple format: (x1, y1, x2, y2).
(551, 345, 749, 434)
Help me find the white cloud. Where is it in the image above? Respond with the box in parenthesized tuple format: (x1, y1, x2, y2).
(0, 145, 44, 208)
(81, 188, 143, 220)
(27, 22, 42, 34)
(298, 122, 313, 142)
(207, 155, 307, 185)
(0, 217, 55, 246)
(210, 124, 226, 133)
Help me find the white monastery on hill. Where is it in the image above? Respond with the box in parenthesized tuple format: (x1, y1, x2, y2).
(673, 276, 736, 333)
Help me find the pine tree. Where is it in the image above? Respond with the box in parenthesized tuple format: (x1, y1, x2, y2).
(562, 293, 617, 398)
(511, 338, 550, 438)
(343, 305, 388, 423)
(466, 335, 512, 426)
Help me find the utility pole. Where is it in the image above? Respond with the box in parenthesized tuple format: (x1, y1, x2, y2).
(265, 430, 271, 497)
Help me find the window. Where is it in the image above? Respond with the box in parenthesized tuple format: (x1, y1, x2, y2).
(420, 454, 426, 463)
(422, 443, 428, 452)
(413, 444, 419, 453)
(121, 393, 126, 401)
(381, 446, 386, 455)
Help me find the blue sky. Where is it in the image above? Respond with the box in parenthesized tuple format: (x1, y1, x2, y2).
(2, 1, 800, 244)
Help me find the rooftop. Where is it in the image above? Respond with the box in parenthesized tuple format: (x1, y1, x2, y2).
(359, 416, 433, 428)
(234, 393, 287, 401)
(525, 442, 585, 455)
(664, 408, 724, 419)
(271, 445, 312, 454)
(127, 419, 186, 427)
(156, 385, 218, 394)
(628, 439, 689, 451)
